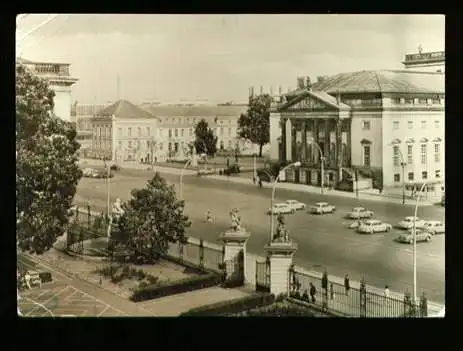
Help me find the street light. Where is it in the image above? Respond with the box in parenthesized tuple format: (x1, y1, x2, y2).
(308, 139, 325, 194)
(179, 159, 192, 199)
(412, 182, 427, 307)
(269, 161, 301, 243)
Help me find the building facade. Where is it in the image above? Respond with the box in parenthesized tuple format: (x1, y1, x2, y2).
(402, 49, 445, 73)
(16, 58, 78, 122)
(90, 100, 161, 162)
(270, 70, 444, 188)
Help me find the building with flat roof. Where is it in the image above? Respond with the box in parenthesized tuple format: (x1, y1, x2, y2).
(16, 57, 78, 122)
(269, 70, 444, 189)
(402, 47, 445, 73)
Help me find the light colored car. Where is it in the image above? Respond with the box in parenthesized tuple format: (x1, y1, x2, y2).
(396, 230, 432, 244)
(285, 200, 306, 211)
(357, 219, 392, 234)
(397, 216, 426, 230)
(421, 221, 445, 235)
(267, 203, 295, 215)
(308, 202, 336, 214)
(348, 220, 364, 229)
(347, 207, 374, 219)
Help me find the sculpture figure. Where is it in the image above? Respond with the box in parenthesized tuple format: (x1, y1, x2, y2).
(229, 208, 243, 232)
(273, 213, 290, 242)
(111, 198, 124, 221)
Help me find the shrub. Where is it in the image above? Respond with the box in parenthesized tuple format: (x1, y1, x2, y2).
(130, 272, 224, 302)
(234, 301, 319, 317)
(181, 293, 275, 316)
(335, 180, 353, 192)
(220, 276, 244, 289)
(38, 272, 52, 283)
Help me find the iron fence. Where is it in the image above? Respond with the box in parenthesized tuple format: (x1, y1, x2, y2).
(289, 267, 428, 318)
(67, 206, 109, 253)
(256, 257, 270, 292)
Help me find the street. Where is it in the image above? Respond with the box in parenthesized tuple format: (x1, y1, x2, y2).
(74, 169, 445, 303)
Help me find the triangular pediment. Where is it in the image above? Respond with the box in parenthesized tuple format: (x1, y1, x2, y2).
(281, 91, 338, 112)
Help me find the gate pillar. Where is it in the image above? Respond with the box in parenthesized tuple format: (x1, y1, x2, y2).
(264, 241, 298, 297)
(218, 229, 251, 283)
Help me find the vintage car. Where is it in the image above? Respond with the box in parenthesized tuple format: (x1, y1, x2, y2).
(396, 229, 432, 244)
(347, 207, 374, 219)
(285, 200, 307, 211)
(397, 216, 426, 230)
(421, 221, 445, 235)
(308, 202, 336, 215)
(357, 219, 392, 234)
(267, 203, 296, 215)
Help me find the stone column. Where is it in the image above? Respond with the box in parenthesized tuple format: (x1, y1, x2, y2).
(336, 119, 343, 181)
(301, 120, 307, 164)
(264, 241, 298, 296)
(324, 119, 330, 166)
(280, 117, 287, 162)
(218, 229, 251, 283)
(346, 120, 352, 166)
(313, 119, 319, 163)
(285, 118, 292, 161)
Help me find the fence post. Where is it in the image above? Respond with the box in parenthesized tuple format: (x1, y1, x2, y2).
(87, 203, 91, 230)
(199, 238, 204, 269)
(265, 256, 271, 292)
(359, 277, 367, 317)
(404, 290, 412, 317)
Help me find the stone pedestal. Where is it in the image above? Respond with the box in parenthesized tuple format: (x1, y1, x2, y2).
(218, 229, 251, 282)
(264, 241, 298, 296)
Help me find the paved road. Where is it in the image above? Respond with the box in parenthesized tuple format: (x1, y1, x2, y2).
(75, 169, 445, 303)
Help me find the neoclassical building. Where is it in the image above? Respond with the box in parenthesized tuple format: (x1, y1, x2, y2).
(269, 69, 444, 188)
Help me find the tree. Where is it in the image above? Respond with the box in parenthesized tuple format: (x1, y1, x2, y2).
(16, 63, 82, 254)
(194, 119, 218, 157)
(116, 172, 191, 263)
(238, 94, 273, 157)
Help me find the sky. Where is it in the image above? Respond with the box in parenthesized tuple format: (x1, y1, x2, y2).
(16, 14, 445, 105)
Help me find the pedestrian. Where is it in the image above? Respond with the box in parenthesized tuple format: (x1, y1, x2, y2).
(384, 285, 390, 299)
(226, 158, 230, 168)
(302, 289, 309, 302)
(24, 271, 32, 290)
(253, 176, 256, 184)
(330, 283, 335, 300)
(309, 282, 317, 303)
(205, 210, 213, 223)
(378, 187, 383, 195)
(344, 274, 350, 296)
(259, 178, 263, 188)
(321, 269, 328, 294)
(154, 156, 157, 163)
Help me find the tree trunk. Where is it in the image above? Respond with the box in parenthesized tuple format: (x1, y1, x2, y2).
(259, 143, 263, 157)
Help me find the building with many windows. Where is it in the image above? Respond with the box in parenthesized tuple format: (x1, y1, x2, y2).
(16, 57, 78, 122)
(402, 48, 445, 73)
(269, 69, 444, 189)
(90, 100, 161, 162)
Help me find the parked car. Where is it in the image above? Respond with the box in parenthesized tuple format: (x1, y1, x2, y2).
(357, 219, 392, 234)
(348, 220, 364, 229)
(396, 230, 432, 244)
(267, 203, 295, 215)
(285, 200, 306, 211)
(397, 216, 426, 230)
(421, 221, 445, 235)
(347, 207, 374, 219)
(308, 202, 336, 215)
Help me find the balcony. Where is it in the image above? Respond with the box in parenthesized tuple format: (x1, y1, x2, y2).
(33, 63, 70, 77)
(403, 51, 445, 65)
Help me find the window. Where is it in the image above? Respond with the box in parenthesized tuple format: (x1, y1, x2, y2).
(228, 140, 232, 148)
(434, 120, 440, 129)
(405, 97, 414, 104)
(418, 98, 427, 104)
(422, 171, 428, 179)
(362, 121, 370, 130)
(363, 145, 371, 166)
(393, 121, 399, 130)
(169, 129, 172, 138)
(146, 141, 150, 149)
(432, 97, 441, 105)
(174, 129, 178, 137)
(181, 129, 184, 137)
(137, 127, 141, 136)
(407, 121, 413, 129)
(118, 141, 122, 149)
(434, 143, 440, 163)
(420, 144, 427, 164)
(435, 170, 441, 178)
(187, 118, 190, 124)
(394, 174, 400, 182)
(128, 128, 132, 137)
(146, 127, 150, 136)
(173, 118, 176, 124)
(189, 128, 193, 136)
(393, 146, 400, 166)
(421, 121, 427, 129)
(159, 143, 163, 150)
(220, 127, 224, 136)
(408, 172, 414, 181)
(407, 145, 413, 164)
(128, 141, 132, 149)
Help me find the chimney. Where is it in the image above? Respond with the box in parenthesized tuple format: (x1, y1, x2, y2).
(297, 77, 305, 89)
(306, 76, 312, 90)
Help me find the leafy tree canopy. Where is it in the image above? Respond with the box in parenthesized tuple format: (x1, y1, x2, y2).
(115, 172, 191, 262)
(16, 64, 82, 254)
(238, 94, 273, 157)
(194, 119, 218, 157)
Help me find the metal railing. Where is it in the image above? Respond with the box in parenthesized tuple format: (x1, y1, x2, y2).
(289, 267, 428, 317)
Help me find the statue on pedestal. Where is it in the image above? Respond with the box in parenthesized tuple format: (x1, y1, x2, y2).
(272, 213, 290, 243)
(229, 208, 243, 232)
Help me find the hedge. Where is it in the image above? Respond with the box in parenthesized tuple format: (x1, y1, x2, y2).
(180, 293, 275, 316)
(130, 272, 225, 302)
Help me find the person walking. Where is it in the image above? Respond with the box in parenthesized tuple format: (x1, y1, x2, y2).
(309, 282, 317, 303)
(330, 283, 335, 300)
(302, 289, 309, 302)
(344, 274, 350, 296)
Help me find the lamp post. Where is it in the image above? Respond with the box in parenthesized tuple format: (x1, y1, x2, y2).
(412, 182, 427, 307)
(308, 139, 325, 194)
(269, 161, 301, 243)
(180, 159, 192, 199)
